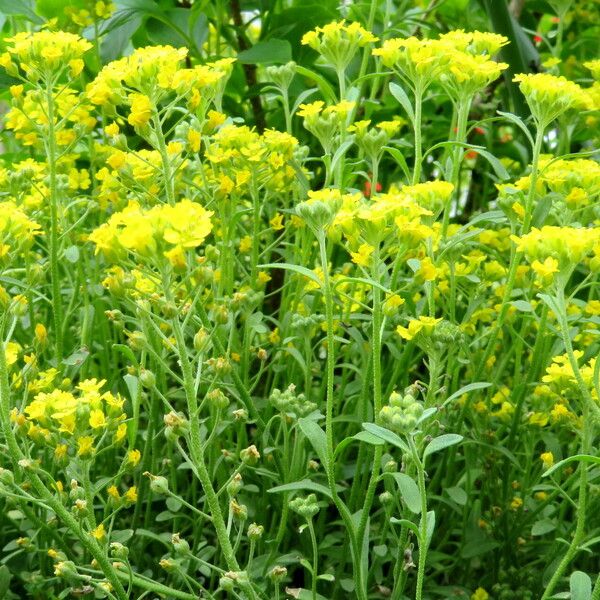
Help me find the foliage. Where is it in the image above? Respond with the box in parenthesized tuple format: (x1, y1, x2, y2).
(0, 1, 599, 599)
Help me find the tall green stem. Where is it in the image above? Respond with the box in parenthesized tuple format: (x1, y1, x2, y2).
(541, 285, 593, 599)
(317, 233, 366, 600)
(410, 437, 429, 600)
(170, 315, 244, 579)
(357, 245, 384, 546)
(441, 99, 470, 238)
(152, 112, 176, 206)
(46, 81, 63, 363)
(412, 85, 424, 185)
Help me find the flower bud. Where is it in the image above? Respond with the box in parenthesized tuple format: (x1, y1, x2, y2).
(240, 445, 260, 466)
(145, 472, 169, 495)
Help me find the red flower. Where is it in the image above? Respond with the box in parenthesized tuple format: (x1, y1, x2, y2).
(364, 179, 382, 198)
(533, 34, 543, 44)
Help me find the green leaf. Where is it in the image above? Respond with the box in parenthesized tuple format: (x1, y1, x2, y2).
(238, 39, 292, 65)
(111, 529, 134, 543)
(2, 0, 42, 22)
(384, 146, 411, 182)
(443, 382, 491, 407)
(471, 147, 510, 180)
(0, 566, 11, 598)
(392, 473, 421, 514)
(330, 138, 355, 175)
(423, 510, 436, 546)
(423, 434, 463, 460)
(389, 517, 420, 538)
(570, 571, 592, 600)
(511, 300, 533, 312)
(538, 293, 561, 316)
(446, 486, 468, 506)
(531, 519, 556, 536)
(298, 417, 329, 469)
(497, 110, 534, 147)
(296, 65, 337, 104)
(259, 262, 321, 286)
(268, 479, 332, 499)
(461, 538, 499, 558)
(543, 454, 600, 478)
(64, 245, 80, 264)
(531, 193, 557, 228)
(335, 431, 384, 458)
(62, 347, 89, 367)
(389, 82, 415, 124)
(362, 423, 409, 452)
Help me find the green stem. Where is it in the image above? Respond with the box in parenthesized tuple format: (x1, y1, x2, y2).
(441, 99, 470, 238)
(152, 112, 176, 205)
(46, 80, 64, 363)
(317, 232, 366, 600)
(170, 316, 241, 574)
(541, 285, 593, 599)
(412, 85, 424, 185)
(307, 519, 318, 600)
(410, 437, 429, 600)
(357, 244, 384, 546)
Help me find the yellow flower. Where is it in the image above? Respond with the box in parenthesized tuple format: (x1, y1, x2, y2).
(270, 213, 285, 231)
(77, 436, 95, 457)
(91, 523, 106, 541)
(124, 486, 138, 504)
(510, 496, 523, 511)
(127, 449, 141, 467)
(104, 122, 119, 137)
(89, 409, 106, 430)
(127, 93, 152, 127)
(302, 21, 377, 71)
(107, 485, 121, 501)
(531, 256, 559, 283)
(417, 257, 438, 281)
(396, 316, 442, 340)
(350, 243, 374, 267)
(471, 588, 489, 600)
(540, 452, 554, 469)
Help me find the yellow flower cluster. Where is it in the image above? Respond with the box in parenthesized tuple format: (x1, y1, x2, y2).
(5, 87, 95, 147)
(1, 31, 91, 80)
(65, 1, 116, 27)
(513, 73, 591, 125)
(20, 378, 127, 453)
(543, 352, 597, 400)
(301, 21, 378, 71)
(397, 316, 442, 340)
(373, 30, 508, 97)
(512, 226, 599, 272)
(203, 125, 300, 195)
(0, 201, 42, 258)
(87, 46, 234, 118)
(89, 198, 213, 265)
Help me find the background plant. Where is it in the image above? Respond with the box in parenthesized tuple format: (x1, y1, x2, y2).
(0, 1, 598, 599)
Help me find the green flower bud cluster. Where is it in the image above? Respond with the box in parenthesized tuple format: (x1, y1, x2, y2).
(289, 493, 320, 519)
(219, 570, 250, 592)
(269, 384, 317, 417)
(163, 411, 189, 442)
(379, 389, 424, 434)
(265, 61, 297, 91)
